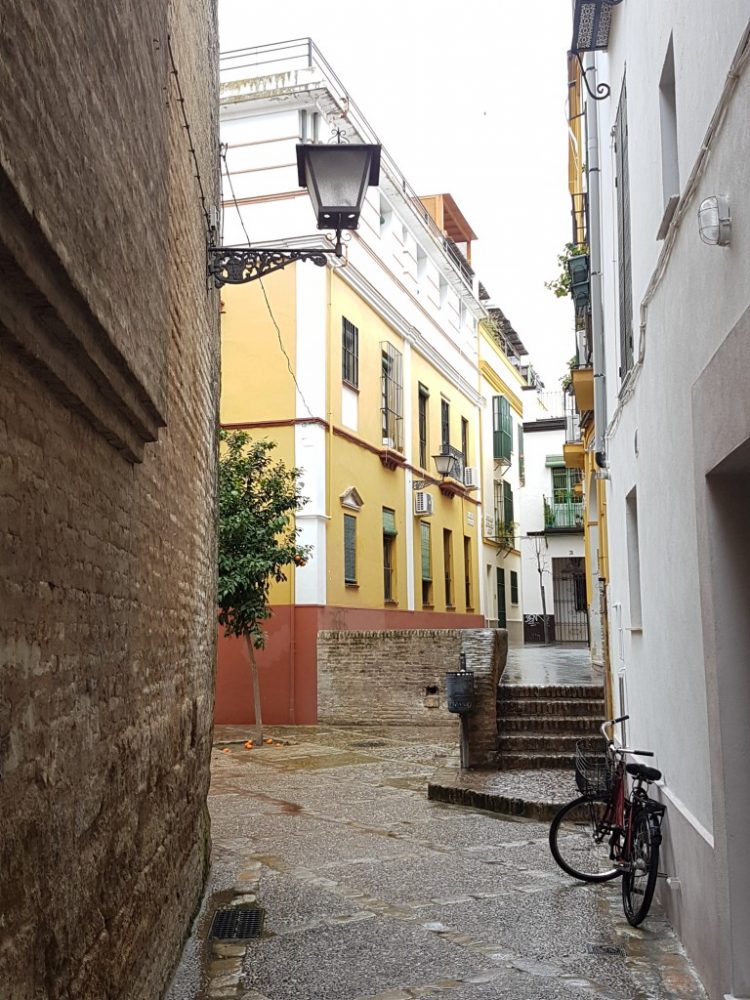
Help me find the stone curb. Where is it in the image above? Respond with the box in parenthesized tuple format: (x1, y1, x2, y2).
(427, 779, 563, 822)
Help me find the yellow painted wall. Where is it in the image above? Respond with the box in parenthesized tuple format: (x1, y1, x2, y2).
(220, 266, 298, 427)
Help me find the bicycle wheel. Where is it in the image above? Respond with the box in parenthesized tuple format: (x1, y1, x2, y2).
(549, 795, 621, 883)
(622, 807, 660, 926)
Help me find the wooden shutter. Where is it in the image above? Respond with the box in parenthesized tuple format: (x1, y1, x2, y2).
(420, 521, 432, 580)
(344, 514, 357, 583)
(493, 396, 512, 461)
(382, 508, 397, 537)
(504, 480, 514, 530)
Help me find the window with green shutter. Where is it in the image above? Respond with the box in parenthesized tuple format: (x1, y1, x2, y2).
(344, 514, 357, 584)
(492, 396, 512, 462)
(421, 521, 432, 606)
(517, 425, 525, 485)
(510, 570, 519, 605)
(503, 480, 514, 531)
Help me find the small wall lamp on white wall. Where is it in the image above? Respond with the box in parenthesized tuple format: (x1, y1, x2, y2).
(698, 195, 731, 246)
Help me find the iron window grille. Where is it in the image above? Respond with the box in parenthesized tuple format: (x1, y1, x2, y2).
(380, 343, 404, 450)
(342, 317, 359, 388)
(441, 398, 450, 451)
(443, 529, 453, 606)
(463, 536, 472, 608)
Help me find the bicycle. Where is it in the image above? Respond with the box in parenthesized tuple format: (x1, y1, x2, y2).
(548, 714, 667, 927)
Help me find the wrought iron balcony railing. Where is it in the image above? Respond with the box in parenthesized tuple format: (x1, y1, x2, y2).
(544, 496, 584, 531)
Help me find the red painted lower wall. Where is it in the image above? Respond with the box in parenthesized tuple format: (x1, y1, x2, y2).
(215, 605, 484, 725)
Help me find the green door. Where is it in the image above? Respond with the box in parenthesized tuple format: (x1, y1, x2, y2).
(497, 568, 507, 628)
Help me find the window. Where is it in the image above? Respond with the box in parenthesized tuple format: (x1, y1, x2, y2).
(379, 195, 392, 236)
(659, 36, 679, 210)
(625, 488, 642, 627)
(383, 508, 397, 602)
(503, 480, 514, 536)
(615, 79, 634, 378)
(344, 514, 357, 584)
(493, 480, 514, 543)
(381, 342, 404, 450)
(417, 245, 427, 282)
(496, 567, 507, 627)
(439, 274, 448, 307)
(441, 398, 450, 450)
(342, 317, 359, 388)
(443, 529, 453, 606)
(510, 570, 519, 605)
(461, 417, 469, 468)
(464, 536, 472, 609)
(418, 384, 429, 469)
(552, 467, 583, 504)
(421, 521, 432, 606)
(492, 396, 512, 462)
(518, 425, 525, 485)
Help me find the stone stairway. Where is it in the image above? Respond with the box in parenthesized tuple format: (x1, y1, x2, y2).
(496, 683, 606, 769)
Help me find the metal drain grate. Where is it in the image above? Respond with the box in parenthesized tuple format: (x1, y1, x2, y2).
(586, 943, 625, 957)
(210, 906, 265, 941)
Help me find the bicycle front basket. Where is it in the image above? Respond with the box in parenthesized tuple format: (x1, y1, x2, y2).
(575, 740, 612, 796)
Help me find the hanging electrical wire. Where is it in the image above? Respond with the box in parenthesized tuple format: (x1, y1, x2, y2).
(166, 34, 211, 234)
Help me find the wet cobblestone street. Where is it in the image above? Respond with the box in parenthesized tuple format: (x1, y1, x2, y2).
(167, 726, 706, 1000)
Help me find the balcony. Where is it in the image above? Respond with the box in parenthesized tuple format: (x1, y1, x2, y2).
(572, 366, 594, 413)
(544, 496, 584, 532)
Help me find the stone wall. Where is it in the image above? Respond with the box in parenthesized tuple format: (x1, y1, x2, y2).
(0, 3, 219, 998)
(317, 629, 507, 766)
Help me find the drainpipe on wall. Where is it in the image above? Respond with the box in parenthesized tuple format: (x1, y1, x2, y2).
(586, 53, 608, 471)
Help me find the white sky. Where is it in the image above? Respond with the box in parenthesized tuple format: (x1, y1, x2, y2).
(219, 1, 575, 388)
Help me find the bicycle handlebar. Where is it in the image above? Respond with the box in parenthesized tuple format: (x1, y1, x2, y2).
(600, 715, 655, 757)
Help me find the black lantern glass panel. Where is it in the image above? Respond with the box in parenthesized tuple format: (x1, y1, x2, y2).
(296, 144, 381, 231)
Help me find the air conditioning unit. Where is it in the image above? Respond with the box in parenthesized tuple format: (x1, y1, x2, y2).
(463, 466, 479, 488)
(414, 491, 434, 516)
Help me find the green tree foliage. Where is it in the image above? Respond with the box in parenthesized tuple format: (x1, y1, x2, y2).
(217, 430, 310, 648)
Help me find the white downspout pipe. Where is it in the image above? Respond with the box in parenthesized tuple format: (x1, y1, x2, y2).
(586, 54, 608, 469)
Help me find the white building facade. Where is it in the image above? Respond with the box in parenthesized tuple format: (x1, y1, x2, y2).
(519, 392, 587, 645)
(576, 3, 750, 996)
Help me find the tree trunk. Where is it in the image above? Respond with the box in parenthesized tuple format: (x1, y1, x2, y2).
(245, 636, 263, 743)
(541, 584, 550, 646)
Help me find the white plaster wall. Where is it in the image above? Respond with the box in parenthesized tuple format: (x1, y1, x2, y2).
(591, 1, 750, 842)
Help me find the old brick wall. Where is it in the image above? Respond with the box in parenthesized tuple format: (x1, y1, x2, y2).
(0, 3, 219, 999)
(318, 629, 507, 764)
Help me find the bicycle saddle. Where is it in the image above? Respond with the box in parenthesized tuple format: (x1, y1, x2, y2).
(626, 762, 662, 782)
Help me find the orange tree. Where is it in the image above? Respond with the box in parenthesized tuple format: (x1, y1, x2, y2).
(217, 430, 309, 738)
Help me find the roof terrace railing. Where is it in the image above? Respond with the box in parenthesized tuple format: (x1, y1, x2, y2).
(220, 38, 477, 294)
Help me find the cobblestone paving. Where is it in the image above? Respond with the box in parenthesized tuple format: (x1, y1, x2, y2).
(167, 726, 706, 1000)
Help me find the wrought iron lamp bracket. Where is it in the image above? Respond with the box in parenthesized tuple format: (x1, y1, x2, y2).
(575, 51, 611, 102)
(208, 243, 341, 287)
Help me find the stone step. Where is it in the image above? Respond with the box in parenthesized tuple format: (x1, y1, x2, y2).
(500, 715, 603, 734)
(498, 698, 605, 718)
(499, 733, 584, 753)
(498, 752, 576, 770)
(498, 683, 604, 700)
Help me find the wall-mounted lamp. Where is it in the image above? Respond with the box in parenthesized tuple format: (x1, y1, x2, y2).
(698, 195, 731, 246)
(209, 141, 381, 286)
(433, 452, 456, 479)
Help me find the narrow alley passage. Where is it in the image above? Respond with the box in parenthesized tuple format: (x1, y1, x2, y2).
(168, 727, 705, 1000)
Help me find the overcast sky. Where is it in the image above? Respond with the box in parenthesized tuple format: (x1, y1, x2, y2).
(219, 1, 575, 387)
